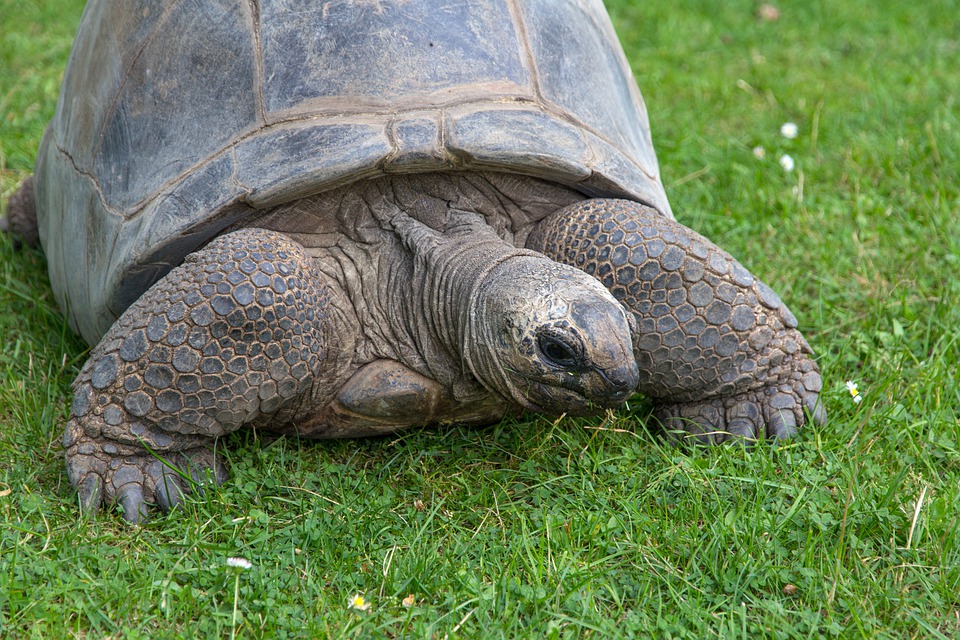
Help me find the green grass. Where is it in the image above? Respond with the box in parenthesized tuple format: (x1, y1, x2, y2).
(1, 0, 958, 637)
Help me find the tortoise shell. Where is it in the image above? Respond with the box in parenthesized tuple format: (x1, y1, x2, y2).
(34, 0, 671, 345)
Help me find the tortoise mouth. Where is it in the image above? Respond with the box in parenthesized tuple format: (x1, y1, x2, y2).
(513, 366, 637, 415)
(516, 385, 593, 416)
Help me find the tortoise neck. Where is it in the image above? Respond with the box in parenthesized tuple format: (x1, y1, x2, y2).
(389, 208, 538, 400)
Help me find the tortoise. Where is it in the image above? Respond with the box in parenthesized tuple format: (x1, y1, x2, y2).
(5, 0, 825, 523)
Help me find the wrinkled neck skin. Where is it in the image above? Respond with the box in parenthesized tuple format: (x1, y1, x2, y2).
(386, 207, 544, 402)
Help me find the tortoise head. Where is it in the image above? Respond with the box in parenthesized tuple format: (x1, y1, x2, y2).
(469, 256, 639, 414)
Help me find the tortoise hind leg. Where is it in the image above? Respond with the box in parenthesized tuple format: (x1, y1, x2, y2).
(527, 199, 825, 444)
(2, 176, 39, 248)
(63, 228, 357, 523)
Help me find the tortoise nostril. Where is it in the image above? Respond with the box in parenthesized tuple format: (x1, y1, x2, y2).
(598, 362, 639, 399)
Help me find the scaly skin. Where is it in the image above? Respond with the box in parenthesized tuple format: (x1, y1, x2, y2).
(526, 199, 825, 443)
(62, 228, 357, 522)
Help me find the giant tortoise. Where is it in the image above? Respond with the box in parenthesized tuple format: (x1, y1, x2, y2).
(4, 0, 825, 522)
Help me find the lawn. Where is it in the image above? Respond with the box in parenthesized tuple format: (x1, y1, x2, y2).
(1, 0, 958, 638)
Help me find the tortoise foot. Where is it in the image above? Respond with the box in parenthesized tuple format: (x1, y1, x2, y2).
(2, 176, 39, 248)
(59, 227, 358, 522)
(653, 358, 826, 444)
(64, 423, 228, 524)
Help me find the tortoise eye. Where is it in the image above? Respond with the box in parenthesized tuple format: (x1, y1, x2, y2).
(538, 334, 580, 369)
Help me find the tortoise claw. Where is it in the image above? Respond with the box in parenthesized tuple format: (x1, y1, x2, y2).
(154, 465, 186, 513)
(65, 433, 229, 523)
(724, 418, 757, 442)
(724, 399, 763, 443)
(767, 406, 799, 440)
(654, 399, 728, 445)
(803, 390, 827, 425)
(118, 484, 149, 524)
(180, 448, 229, 487)
(77, 474, 104, 515)
(654, 377, 824, 446)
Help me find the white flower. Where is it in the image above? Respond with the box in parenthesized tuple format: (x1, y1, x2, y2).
(753, 145, 766, 159)
(845, 380, 863, 404)
(226, 557, 252, 570)
(780, 122, 798, 139)
(779, 154, 795, 171)
(349, 594, 372, 611)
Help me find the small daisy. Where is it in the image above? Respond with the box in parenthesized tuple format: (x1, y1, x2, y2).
(845, 380, 863, 404)
(780, 122, 799, 139)
(752, 145, 766, 159)
(779, 154, 795, 172)
(226, 557, 252, 640)
(349, 594, 372, 612)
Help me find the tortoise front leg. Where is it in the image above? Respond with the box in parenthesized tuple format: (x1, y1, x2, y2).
(527, 199, 825, 443)
(63, 228, 356, 522)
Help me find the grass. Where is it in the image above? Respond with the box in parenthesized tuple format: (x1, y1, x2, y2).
(1, 0, 958, 637)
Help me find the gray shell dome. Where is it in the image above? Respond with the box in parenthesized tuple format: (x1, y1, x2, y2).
(34, 0, 672, 345)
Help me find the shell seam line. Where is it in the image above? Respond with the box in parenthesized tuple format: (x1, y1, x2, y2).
(505, 0, 543, 104)
(382, 115, 399, 166)
(248, 0, 267, 126)
(229, 147, 252, 196)
(97, 96, 655, 215)
(258, 98, 656, 182)
(55, 143, 122, 218)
